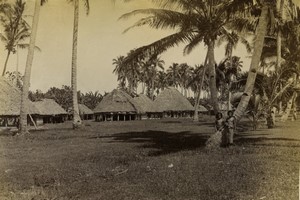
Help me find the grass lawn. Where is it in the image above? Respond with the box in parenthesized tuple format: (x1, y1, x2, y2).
(0, 116, 299, 200)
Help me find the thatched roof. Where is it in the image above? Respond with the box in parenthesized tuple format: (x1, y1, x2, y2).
(79, 104, 94, 115)
(33, 99, 67, 115)
(94, 89, 141, 113)
(198, 105, 208, 112)
(0, 77, 39, 116)
(134, 94, 161, 113)
(154, 87, 194, 112)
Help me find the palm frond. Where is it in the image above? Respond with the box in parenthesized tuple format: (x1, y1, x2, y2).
(183, 34, 204, 55)
(123, 30, 194, 65)
(120, 8, 190, 32)
(18, 43, 41, 52)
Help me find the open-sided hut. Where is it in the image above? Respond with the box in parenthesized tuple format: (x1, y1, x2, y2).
(0, 77, 39, 127)
(94, 89, 141, 121)
(33, 99, 67, 125)
(154, 87, 194, 118)
(134, 94, 162, 119)
(79, 104, 94, 120)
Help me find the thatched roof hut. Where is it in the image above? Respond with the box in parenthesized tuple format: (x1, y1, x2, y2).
(154, 87, 194, 112)
(0, 77, 39, 116)
(134, 94, 161, 113)
(79, 104, 94, 115)
(94, 89, 141, 114)
(198, 105, 208, 112)
(33, 99, 67, 115)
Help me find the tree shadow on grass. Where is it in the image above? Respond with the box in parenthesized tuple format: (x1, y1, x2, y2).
(106, 130, 210, 156)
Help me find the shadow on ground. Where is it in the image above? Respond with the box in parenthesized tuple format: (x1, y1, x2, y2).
(99, 131, 210, 156)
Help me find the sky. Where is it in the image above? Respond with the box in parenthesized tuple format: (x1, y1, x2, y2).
(0, 0, 282, 94)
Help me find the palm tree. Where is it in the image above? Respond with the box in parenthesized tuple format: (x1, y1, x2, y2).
(0, 0, 30, 76)
(178, 63, 191, 97)
(120, 0, 260, 114)
(188, 63, 208, 121)
(166, 63, 180, 87)
(112, 55, 127, 89)
(20, 0, 43, 133)
(232, 0, 299, 121)
(70, 0, 89, 129)
(147, 56, 164, 99)
(156, 70, 167, 92)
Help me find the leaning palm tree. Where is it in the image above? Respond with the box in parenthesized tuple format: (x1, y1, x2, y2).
(231, 0, 299, 121)
(0, 0, 30, 76)
(19, 0, 43, 133)
(69, 0, 90, 129)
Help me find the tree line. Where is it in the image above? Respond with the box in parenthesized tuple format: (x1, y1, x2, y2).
(1, 0, 300, 134)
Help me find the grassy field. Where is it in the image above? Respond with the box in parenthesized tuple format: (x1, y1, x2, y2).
(0, 116, 299, 200)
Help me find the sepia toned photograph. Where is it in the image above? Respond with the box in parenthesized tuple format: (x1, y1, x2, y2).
(0, 0, 300, 199)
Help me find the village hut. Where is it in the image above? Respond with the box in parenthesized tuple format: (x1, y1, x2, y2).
(94, 89, 142, 122)
(79, 104, 94, 120)
(154, 87, 194, 118)
(134, 94, 162, 119)
(0, 77, 39, 127)
(197, 105, 209, 115)
(33, 99, 67, 125)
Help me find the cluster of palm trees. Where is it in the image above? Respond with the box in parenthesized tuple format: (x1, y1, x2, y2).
(119, 0, 300, 125)
(113, 54, 212, 100)
(1, 0, 300, 135)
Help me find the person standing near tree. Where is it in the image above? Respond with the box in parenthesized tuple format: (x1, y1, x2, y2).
(225, 110, 236, 146)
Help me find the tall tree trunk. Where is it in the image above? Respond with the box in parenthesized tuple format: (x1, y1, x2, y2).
(20, 0, 41, 133)
(277, 0, 284, 113)
(71, 0, 82, 128)
(2, 50, 11, 76)
(207, 40, 219, 114)
(151, 79, 155, 100)
(234, 4, 269, 121)
(193, 52, 208, 121)
(227, 46, 233, 111)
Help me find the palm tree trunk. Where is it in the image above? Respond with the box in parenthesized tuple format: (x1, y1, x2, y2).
(277, 0, 284, 113)
(227, 46, 233, 111)
(151, 79, 155, 100)
(234, 4, 269, 121)
(2, 50, 11, 76)
(71, 0, 82, 128)
(194, 52, 208, 121)
(207, 40, 219, 114)
(20, 0, 41, 133)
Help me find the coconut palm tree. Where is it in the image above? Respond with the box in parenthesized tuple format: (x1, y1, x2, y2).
(0, 0, 30, 76)
(112, 55, 127, 89)
(178, 63, 192, 97)
(20, 0, 43, 133)
(145, 56, 164, 99)
(166, 63, 180, 87)
(156, 70, 168, 92)
(232, 0, 299, 121)
(69, 0, 89, 129)
(120, 0, 261, 114)
(188, 63, 208, 121)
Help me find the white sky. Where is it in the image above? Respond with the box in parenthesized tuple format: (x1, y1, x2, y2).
(0, 0, 273, 94)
